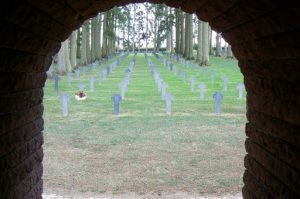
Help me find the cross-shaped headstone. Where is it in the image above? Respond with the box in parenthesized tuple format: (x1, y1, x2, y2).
(89, 76, 95, 92)
(60, 93, 70, 117)
(199, 83, 206, 100)
(213, 91, 223, 113)
(112, 94, 122, 115)
(102, 70, 107, 80)
(182, 72, 187, 83)
(161, 82, 168, 100)
(54, 74, 60, 93)
(190, 76, 196, 92)
(77, 82, 85, 91)
(165, 93, 174, 116)
(67, 72, 72, 86)
(222, 76, 228, 91)
(237, 83, 245, 99)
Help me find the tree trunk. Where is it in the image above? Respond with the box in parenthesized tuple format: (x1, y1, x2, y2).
(179, 10, 185, 55)
(209, 26, 213, 55)
(76, 29, 81, 59)
(183, 13, 189, 58)
(70, 31, 77, 69)
(63, 40, 72, 72)
(146, 5, 149, 53)
(226, 44, 234, 59)
(57, 46, 67, 75)
(202, 22, 210, 65)
(216, 33, 222, 56)
(46, 59, 54, 78)
(80, 22, 88, 65)
(187, 13, 193, 59)
(175, 9, 180, 54)
(196, 20, 203, 64)
(102, 13, 108, 58)
(171, 25, 174, 54)
(132, 5, 136, 53)
(86, 20, 91, 63)
(97, 13, 102, 59)
(91, 17, 97, 61)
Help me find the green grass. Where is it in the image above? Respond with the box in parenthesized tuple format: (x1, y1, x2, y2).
(43, 53, 246, 195)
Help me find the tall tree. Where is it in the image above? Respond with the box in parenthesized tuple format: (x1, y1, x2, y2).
(57, 47, 67, 75)
(209, 26, 213, 55)
(145, 3, 150, 53)
(216, 33, 222, 56)
(175, 9, 181, 54)
(166, 7, 171, 52)
(179, 10, 185, 55)
(202, 22, 210, 65)
(184, 13, 193, 59)
(184, 13, 189, 58)
(102, 12, 108, 58)
(91, 17, 97, 61)
(97, 13, 102, 59)
(80, 21, 88, 65)
(196, 20, 203, 64)
(46, 59, 54, 78)
(76, 29, 81, 59)
(70, 31, 77, 68)
(187, 13, 194, 59)
(226, 44, 234, 59)
(62, 40, 72, 72)
(86, 20, 91, 63)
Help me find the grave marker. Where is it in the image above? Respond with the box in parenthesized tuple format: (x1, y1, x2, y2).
(161, 82, 168, 100)
(237, 83, 245, 99)
(213, 91, 223, 113)
(190, 76, 196, 92)
(89, 76, 95, 92)
(61, 93, 70, 117)
(67, 72, 72, 86)
(54, 74, 60, 93)
(112, 94, 122, 115)
(165, 93, 174, 116)
(222, 76, 228, 91)
(199, 83, 206, 100)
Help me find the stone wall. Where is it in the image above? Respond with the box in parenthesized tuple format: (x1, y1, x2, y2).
(0, 0, 299, 198)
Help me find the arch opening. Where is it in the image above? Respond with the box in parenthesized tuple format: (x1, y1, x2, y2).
(42, 3, 247, 194)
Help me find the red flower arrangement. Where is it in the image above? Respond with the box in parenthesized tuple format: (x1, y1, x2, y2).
(75, 91, 87, 100)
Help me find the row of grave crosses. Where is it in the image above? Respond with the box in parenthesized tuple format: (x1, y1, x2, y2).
(112, 54, 137, 115)
(155, 53, 245, 99)
(58, 52, 245, 117)
(54, 53, 129, 94)
(146, 53, 174, 115)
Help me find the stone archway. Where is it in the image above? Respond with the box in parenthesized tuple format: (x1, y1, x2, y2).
(0, 0, 299, 198)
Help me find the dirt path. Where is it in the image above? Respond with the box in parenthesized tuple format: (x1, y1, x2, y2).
(43, 192, 242, 199)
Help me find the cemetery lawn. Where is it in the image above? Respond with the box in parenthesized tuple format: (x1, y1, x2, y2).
(43, 54, 247, 196)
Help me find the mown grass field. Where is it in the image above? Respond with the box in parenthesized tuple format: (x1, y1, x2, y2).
(43, 53, 247, 196)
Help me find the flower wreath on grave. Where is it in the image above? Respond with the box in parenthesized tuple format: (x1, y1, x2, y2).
(75, 90, 87, 101)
